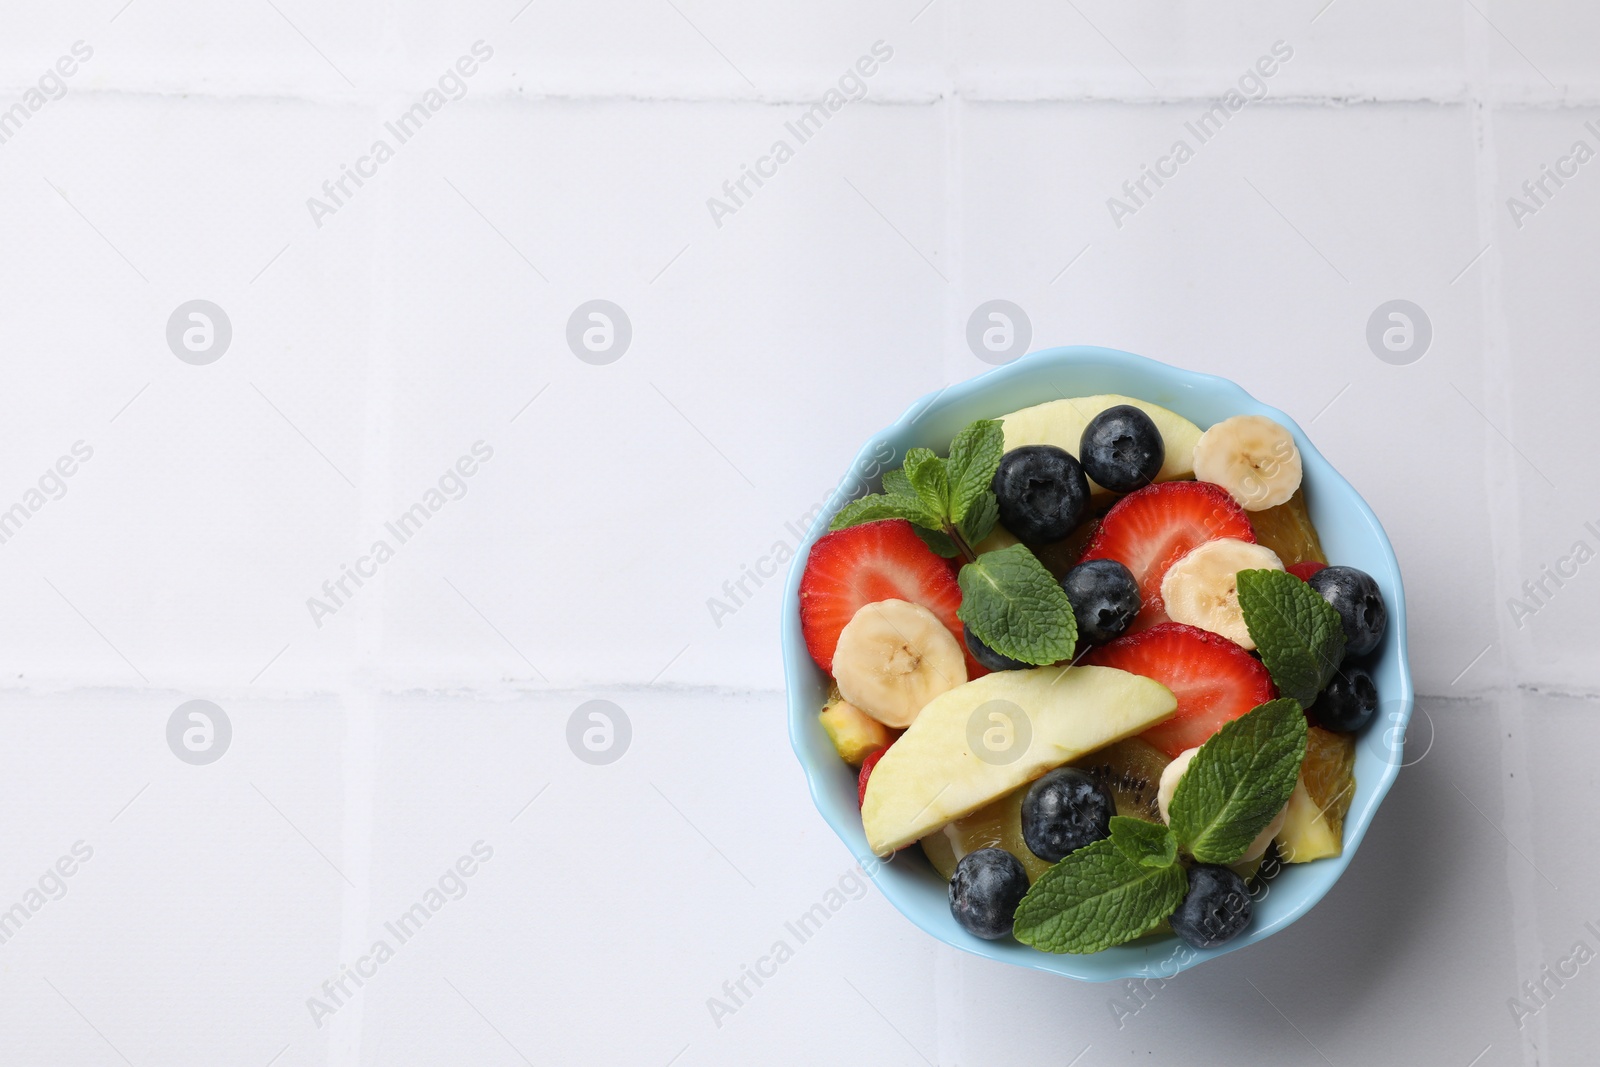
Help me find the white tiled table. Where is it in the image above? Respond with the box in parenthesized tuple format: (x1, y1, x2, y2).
(0, 3, 1595, 1064)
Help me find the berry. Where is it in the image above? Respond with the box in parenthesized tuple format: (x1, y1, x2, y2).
(1307, 565, 1388, 657)
(1020, 767, 1115, 862)
(1061, 559, 1141, 644)
(800, 519, 986, 678)
(1310, 664, 1378, 733)
(964, 623, 1029, 672)
(858, 747, 887, 807)
(991, 446, 1090, 545)
(1170, 865, 1252, 948)
(1078, 481, 1256, 631)
(948, 848, 1029, 940)
(1287, 560, 1327, 582)
(1079, 404, 1165, 493)
(1083, 622, 1277, 759)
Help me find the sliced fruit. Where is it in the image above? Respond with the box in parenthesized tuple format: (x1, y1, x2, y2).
(1275, 726, 1356, 862)
(860, 665, 1178, 854)
(1159, 538, 1285, 650)
(858, 747, 888, 807)
(1287, 560, 1327, 582)
(819, 694, 893, 765)
(1078, 482, 1256, 631)
(833, 599, 967, 728)
(1083, 622, 1277, 759)
(1250, 489, 1327, 568)
(999, 394, 1203, 494)
(1193, 414, 1303, 512)
(1069, 737, 1171, 822)
(1155, 746, 1285, 862)
(919, 785, 1053, 883)
(800, 519, 985, 678)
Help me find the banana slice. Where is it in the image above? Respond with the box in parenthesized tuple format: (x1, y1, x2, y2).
(1157, 746, 1287, 862)
(833, 599, 967, 728)
(1193, 415, 1303, 511)
(1160, 538, 1284, 649)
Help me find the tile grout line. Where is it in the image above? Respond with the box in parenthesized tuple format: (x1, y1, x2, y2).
(333, 51, 397, 1061)
(13, 83, 1600, 108)
(1464, 10, 1544, 1067)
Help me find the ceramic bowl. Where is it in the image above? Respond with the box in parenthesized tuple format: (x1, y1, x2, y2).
(781, 345, 1411, 981)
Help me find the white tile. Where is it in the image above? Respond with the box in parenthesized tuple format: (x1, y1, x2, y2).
(952, 0, 1467, 101)
(1490, 105, 1600, 692)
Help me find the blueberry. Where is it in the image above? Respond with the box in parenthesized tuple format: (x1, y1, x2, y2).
(1079, 405, 1165, 493)
(948, 848, 1029, 940)
(1307, 565, 1388, 657)
(964, 624, 1030, 672)
(1020, 767, 1115, 862)
(1169, 865, 1252, 949)
(1310, 664, 1378, 732)
(991, 446, 1090, 545)
(1060, 559, 1142, 644)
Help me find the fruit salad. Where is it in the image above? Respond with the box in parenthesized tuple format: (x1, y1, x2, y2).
(799, 394, 1389, 954)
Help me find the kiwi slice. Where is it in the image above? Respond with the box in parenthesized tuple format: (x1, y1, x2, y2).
(1072, 738, 1172, 823)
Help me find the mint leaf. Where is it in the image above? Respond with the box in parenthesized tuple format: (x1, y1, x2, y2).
(903, 448, 949, 520)
(1013, 838, 1187, 954)
(945, 419, 1004, 524)
(828, 493, 938, 532)
(882, 468, 915, 501)
(956, 489, 999, 546)
(1168, 698, 1308, 865)
(1238, 569, 1346, 706)
(911, 525, 960, 558)
(1109, 816, 1178, 868)
(956, 545, 1077, 665)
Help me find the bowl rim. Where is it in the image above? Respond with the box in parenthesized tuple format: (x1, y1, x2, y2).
(781, 345, 1412, 981)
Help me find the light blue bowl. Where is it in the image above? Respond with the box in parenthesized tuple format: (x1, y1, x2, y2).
(781, 345, 1411, 981)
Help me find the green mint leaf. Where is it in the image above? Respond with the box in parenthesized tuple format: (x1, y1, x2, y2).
(945, 419, 1005, 524)
(881, 468, 916, 501)
(911, 525, 961, 558)
(1168, 698, 1308, 865)
(1238, 569, 1347, 706)
(1109, 816, 1178, 869)
(956, 544, 1077, 665)
(828, 493, 936, 532)
(956, 489, 999, 546)
(1013, 838, 1187, 954)
(903, 448, 950, 521)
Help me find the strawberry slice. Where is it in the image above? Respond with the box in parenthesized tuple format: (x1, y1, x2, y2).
(799, 519, 986, 679)
(1287, 560, 1327, 582)
(1078, 481, 1255, 630)
(1083, 622, 1276, 758)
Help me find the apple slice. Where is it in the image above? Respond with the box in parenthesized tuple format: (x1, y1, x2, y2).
(860, 665, 1178, 855)
(999, 394, 1203, 494)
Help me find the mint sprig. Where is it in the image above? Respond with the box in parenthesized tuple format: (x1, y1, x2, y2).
(956, 544, 1077, 665)
(1013, 699, 1309, 953)
(1109, 815, 1178, 868)
(1238, 569, 1346, 706)
(1013, 838, 1187, 954)
(1167, 698, 1308, 865)
(946, 419, 1005, 525)
(828, 419, 1004, 560)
